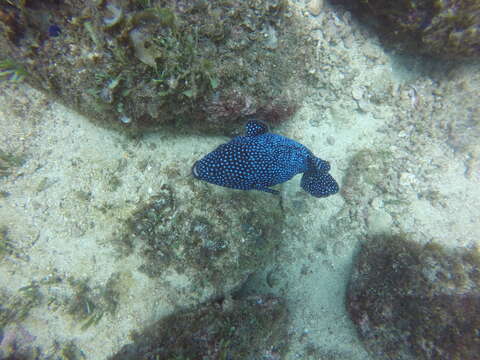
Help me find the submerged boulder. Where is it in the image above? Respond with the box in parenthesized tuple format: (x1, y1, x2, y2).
(337, 0, 480, 59)
(110, 294, 289, 359)
(0, 0, 307, 133)
(115, 182, 284, 303)
(347, 235, 480, 359)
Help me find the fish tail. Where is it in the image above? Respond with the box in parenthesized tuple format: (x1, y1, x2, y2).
(300, 155, 338, 198)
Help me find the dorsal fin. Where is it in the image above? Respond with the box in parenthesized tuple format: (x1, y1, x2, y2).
(245, 119, 269, 137)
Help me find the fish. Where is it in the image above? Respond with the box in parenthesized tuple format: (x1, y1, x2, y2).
(192, 119, 339, 198)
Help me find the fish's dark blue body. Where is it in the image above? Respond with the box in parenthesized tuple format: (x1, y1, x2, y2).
(192, 120, 339, 198)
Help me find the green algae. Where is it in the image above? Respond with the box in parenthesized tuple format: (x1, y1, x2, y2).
(0, 0, 305, 133)
(65, 275, 120, 331)
(0, 283, 42, 328)
(0, 58, 27, 82)
(0, 226, 14, 260)
(114, 180, 285, 299)
(0, 148, 25, 178)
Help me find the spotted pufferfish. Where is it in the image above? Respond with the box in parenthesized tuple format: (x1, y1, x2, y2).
(192, 119, 339, 198)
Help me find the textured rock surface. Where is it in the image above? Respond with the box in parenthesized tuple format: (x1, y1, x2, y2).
(347, 235, 480, 359)
(337, 0, 480, 58)
(110, 294, 289, 360)
(307, 0, 324, 16)
(116, 181, 285, 301)
(0, 0, 308, 133)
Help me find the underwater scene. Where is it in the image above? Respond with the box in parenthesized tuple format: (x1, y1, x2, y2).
(0, 0, 479, 359)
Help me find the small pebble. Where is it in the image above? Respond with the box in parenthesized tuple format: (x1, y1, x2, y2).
(120, 115, 131, 124)
(357, 99, 371, 112)
(367, 209, 393, 234)
(307, 0, 323, 16)
(352, 86, 364, 101)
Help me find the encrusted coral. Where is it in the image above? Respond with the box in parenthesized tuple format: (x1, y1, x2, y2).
(347, 235, 480, 359)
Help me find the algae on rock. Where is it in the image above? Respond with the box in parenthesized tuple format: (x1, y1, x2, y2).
(338, 0, 480, 58)
(347, 235, 480, 359)
(0, 0, 309, 133)
(116, 182, 285, 300)
(110, 294, 289, 360)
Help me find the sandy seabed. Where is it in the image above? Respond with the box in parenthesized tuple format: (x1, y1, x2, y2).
(1, 2, 479, 359)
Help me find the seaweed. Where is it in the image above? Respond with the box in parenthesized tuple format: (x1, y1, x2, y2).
(0, 58, 27, 82)
(347, 235, 480, 359)
(0, 148, 25, 178)
(0, 282, 42, 328)
(65, 275, 120, 331)
(0, 0, 305, 132)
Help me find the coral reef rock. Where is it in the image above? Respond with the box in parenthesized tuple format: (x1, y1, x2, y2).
(347, 235, 480, 360)
(115, 183, 284, 302)
(109, 294, 289, 360)
(0, 0, 307, 133)
(338, 0, 480, 58)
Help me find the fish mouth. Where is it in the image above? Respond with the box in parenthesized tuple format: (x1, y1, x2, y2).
(192, 161, 200, 178)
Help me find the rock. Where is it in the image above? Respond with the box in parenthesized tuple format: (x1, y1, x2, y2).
(264, 25, 279, 50)
(307, 0, 323, 16)
(116, 182, 284, 302)
(347, 235, 480, 360)
(351, 86, 364, 101)
(110, 294, 290, 359)
(0, 0, 304, 133)
(343, 0, 480, 59)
